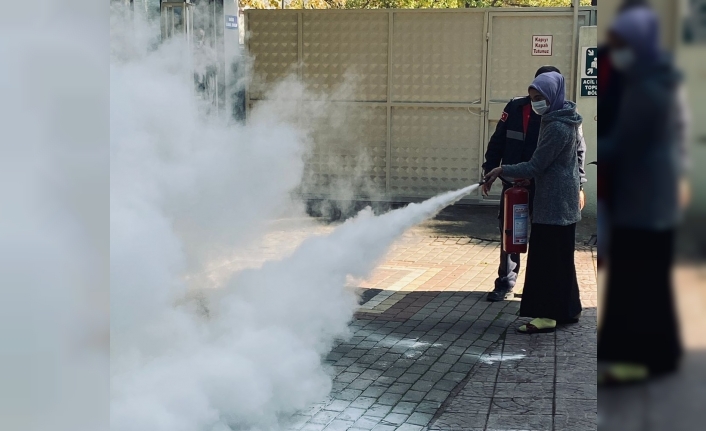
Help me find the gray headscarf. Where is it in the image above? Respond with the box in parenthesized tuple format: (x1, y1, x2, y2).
(609, 6, 661, 68)
(528, 71, 565, 114)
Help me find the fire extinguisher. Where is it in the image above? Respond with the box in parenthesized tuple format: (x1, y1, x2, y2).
(480, 176, 530, 254)
(501, 178, 530, 254)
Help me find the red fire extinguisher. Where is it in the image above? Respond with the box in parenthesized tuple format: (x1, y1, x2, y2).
(501, 177, 530, 254)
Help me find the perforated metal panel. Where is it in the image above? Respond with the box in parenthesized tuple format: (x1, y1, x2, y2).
(246, 8, 596, 203)
(391, 12, 485, 103)
(390, 107, 481, 196)
(247, 11, 298, 100)
(303, 13, 388, 101)
(488, 13, 576, 102)
(302, 104, 388, 196)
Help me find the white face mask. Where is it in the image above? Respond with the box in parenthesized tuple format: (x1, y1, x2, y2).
(531, 100, 549, 115)
(610, 47, 636, 72)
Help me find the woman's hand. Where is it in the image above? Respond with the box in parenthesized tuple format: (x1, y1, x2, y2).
(579, 189, 585, 211)
(679, 177, 691, 210)
(482, 167, 503, 196)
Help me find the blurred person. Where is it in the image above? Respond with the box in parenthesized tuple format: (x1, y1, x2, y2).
(595, 0, 653, 269)
(484, 71, 585, 333)
(597, 5, 690, 384)
(481, 65, 587, 302)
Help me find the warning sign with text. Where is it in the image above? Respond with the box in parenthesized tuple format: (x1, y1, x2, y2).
(225, 15, 238, 30)
(532, 35, 553, 56)
(513, 204, 529, 245)
(580, 46, 597, 96)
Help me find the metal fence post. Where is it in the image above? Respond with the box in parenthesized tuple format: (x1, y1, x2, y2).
(385, 11, 394, 196)
(571, 0, 580, 100)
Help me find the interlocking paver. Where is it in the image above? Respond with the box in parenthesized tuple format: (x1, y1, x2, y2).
(381, 412, 409, 425)
(347, 378, 374, 391)
(288, 414, 312, 430)
(394, 373, 422, 385)
(391, 402, 417, 415)
(351, 416, 380, 429)
(365, 405, 392, 418)
(310, 410, 338, 425)
(360, 386, 386, 398)
(385, 382, 412, 394)
(400, 390, 427, 403)
(324, 400, 351, 412)
(419, 370, 444, 382)
(432, 379, 458, 392)
(377, 392, 404, 406)
(415, 400, 442, 414)
(323, 419, 355, 431)
(349, 397, 377, 410)
(338, 389, 363, 401)
(337, 407, 367, 422)
(406, 411, 434, 426)
(409, 380, 433, 392)
(424, 389, 451, 403)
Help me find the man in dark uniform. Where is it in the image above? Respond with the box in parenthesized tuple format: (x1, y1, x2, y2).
(481, 65, 587, 302)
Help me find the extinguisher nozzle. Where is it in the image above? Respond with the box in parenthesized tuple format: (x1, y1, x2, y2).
(478, 176, 513, 187)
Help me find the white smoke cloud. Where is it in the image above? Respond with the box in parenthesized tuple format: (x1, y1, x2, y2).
(110, 6, 478, 431)
(0, 2, 108, 431)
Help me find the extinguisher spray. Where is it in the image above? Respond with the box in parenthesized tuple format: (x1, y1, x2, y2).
(479, 176, 530, 254)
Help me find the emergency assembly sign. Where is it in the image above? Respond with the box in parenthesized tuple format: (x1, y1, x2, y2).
(581, 47, 597, 97)
(532, 35, 553, 56)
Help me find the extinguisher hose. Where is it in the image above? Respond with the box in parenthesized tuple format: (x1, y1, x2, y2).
(497, 176, 514, 187)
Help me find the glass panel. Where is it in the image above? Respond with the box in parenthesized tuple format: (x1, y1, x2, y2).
(172, 7, 183, 37)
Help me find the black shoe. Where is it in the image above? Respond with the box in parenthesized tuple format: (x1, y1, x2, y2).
(557, 312, 582, 324)
(486, 287, 514, 302)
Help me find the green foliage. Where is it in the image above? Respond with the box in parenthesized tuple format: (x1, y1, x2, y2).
(240, 0, 592, 9)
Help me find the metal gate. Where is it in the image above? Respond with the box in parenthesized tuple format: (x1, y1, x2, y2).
(246, 7, 596, 203)
(158, 1, 227, 116)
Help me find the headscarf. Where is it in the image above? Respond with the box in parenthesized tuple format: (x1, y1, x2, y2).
(529, 71, 565, 114)
(609, 6, 661, 67)
(618, 0, 650, 12)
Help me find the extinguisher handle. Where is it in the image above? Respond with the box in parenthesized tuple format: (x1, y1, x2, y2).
(478, 175, 514, 188)
(497, 175, 514, 187)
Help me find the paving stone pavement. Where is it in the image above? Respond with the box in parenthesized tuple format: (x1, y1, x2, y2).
(215, 216, 597, 431)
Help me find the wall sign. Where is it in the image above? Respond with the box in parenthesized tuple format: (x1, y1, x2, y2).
(532, 35, 553, 56)
(225, 15, 238, 30)
(580, 46, 597, 97)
